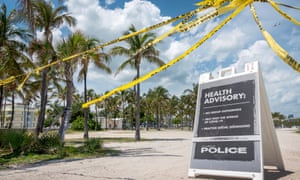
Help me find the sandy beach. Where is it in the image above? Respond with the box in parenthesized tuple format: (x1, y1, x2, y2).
(0, 128, 299, 180)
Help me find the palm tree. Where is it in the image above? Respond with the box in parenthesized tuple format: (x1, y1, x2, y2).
(150, 86, 169, 130)
(0, 3, 32, 128)
(167, 95, 180, 128)
(57, 31, 84, 141)
(142, 91, 155, 130)
(17, 0, 65, 33)
(122, 89, 136, 130)
(109, 24, 164, 140)
(17, 0, 35, 33)
(32, 0, 75, 138)
(77, 34, 111, 139)
(116, 90, 130, 129)
(183, 83, 198, 129)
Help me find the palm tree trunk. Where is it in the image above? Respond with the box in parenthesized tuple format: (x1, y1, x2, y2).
(8, 92, 15, 128)
(83, 71, 89, 139)
(36, 69, 49, 138)
(27, 101, 30, 128)
(135, 65, 141, 141)
(122, 98, 125, 130)
(23, 102, 26, 129)
(59, 63, 73, 142)
(156, 104, 160, 131)
(95, 103, 98, 131)
(0, 86, 4, 128)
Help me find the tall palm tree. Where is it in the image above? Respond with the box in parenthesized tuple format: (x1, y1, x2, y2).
(0, 3, 32, 127)
(110, 24, 164, 140)
(77, 34, 111, 139)
(32, 1, 75, 138)
(57, 31, 84, 142)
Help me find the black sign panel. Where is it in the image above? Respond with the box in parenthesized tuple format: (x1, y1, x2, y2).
(194, 141, 255, 161)
(197, 80, 255, 137)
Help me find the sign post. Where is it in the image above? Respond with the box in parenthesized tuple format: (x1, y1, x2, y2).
(188, 62, 284, 179)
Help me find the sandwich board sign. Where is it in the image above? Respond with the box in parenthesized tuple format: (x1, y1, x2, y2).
(188, 61, 284, 180)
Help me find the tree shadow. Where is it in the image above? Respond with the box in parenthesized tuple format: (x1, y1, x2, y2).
(143, 138, 187, 142)
(118, 147, 182, 157)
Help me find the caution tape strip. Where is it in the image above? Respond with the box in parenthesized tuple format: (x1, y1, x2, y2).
(268, 0, 300, 26)
(275, 2, 300, 10)
(250, 3, 300, 73)
(196, 0, 229, 8)
(129, 8, 221, 60)
(82, 0, 251, 108)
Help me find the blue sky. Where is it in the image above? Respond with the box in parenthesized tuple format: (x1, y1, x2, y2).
(2, 0, 300, 118)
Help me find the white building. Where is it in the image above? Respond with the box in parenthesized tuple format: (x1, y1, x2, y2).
(98, 117, 123, 129)
(2, 103, 37, 129)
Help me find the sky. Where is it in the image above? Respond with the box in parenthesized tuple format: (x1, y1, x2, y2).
(2, 0, 300, 118)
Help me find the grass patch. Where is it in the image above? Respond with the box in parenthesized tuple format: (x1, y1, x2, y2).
(0, 153, 62, 169)
(0, 137, 121, 169)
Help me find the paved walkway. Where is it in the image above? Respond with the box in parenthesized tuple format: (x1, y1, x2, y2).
(0, 129, 299, 180)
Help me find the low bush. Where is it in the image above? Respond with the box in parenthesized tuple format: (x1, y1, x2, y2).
(84, 138, 103, 153)
(0, 130, 26, 154)
(71, 116, 98, 131)
(30, 131, 62, 154)
(0, 130, 62, 155)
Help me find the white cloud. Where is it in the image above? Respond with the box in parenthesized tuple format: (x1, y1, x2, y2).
(105, 0, 115, 5)
(66, 0, 167, 41)
(232, 40, 300, 116)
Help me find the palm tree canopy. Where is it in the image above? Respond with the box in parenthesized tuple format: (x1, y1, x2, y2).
(0, 3, 33, 79)
(0, 4, 31, 49)
(33, 1, 76, 42)
(76, 33, 111, 82)
(110, 24, 165, 75)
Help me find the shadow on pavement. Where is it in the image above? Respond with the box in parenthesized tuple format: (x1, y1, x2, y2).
(264, 168, 293, 180)
(118, 147, 182, 157)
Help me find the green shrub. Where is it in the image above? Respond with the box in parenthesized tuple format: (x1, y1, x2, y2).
(71, 116, 97, 131)
(71, 116, 84, 130)
(31, 131, 61, 154)
(0, 130, 62, 155)
(0, 130, 25, 154)
(21, 132, 35, 154)
(84, 138, 103, 153)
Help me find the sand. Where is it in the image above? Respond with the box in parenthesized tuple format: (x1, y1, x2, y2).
(0, 128, 299, 180)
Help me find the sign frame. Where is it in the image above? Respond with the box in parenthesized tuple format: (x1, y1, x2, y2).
(188, 62, 284, 180)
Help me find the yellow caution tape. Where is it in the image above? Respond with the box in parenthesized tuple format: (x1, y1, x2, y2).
(17, 72, 32, 91)
(250, 3, 300, 73)
(0, 76, 16, 86)
(82, 0, 251, 108)
(275, 2, 300, 11)
(129, 8, 221, 59)
(268, 0, 300, 26)
(196, 0, 229, 8)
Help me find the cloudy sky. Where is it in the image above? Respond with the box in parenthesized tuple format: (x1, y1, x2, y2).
(4, 0, 300, 117)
